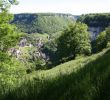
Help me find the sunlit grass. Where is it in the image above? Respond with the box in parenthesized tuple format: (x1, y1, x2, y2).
(1, 48, 110, 100)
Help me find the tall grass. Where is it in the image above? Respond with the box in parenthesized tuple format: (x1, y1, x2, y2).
(1, 48, 110, 100)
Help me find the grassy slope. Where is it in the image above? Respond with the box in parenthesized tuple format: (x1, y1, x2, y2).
(2, 48, 110, 100)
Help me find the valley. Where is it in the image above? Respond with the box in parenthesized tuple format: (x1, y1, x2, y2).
(1, 0, 110, 100)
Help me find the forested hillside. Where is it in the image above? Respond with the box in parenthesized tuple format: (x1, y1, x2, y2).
(78, 13, 110, 27)
(78, 13, 110, 39)
(12, 13, 74, 34)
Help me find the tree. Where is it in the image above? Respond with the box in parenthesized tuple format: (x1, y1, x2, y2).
(57, 22, 91, 62)
(0, 0, 22, 52)
(0, 1, 26, 90)
(0, 0, 18, 12)
(0, 0, 24, 63)
(106, 26, 110, 41)
(95, 31, 107, 52)
(105, 26, 110, 47)
(92, 26, 110, 53)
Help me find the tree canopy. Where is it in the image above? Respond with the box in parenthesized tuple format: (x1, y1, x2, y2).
(78, 13, 110, 28)
(57, 22, 91, 61)
(0, 0, 22, 52)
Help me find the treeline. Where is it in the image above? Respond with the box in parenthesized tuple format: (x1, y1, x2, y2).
(12, 13, 74, 34)
(78, 13, 110, 28)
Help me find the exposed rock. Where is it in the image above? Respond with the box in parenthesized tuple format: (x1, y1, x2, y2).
(7, 37, 49, 66)
(19, 38, 27, 47)
(88, 27, 102, 40)
(8, 48, 22, 58)
(36, 38, 44, 48)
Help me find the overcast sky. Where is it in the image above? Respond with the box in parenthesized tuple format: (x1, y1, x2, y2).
(10, 0, 110, 15)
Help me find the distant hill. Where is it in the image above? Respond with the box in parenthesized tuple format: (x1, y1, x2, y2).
(12, 13, 75, 34)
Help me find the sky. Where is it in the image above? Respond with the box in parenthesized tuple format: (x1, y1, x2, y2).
(10, 0, 110, 15)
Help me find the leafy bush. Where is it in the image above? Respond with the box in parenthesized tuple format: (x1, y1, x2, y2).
(57, 22, 91, 62)
(94, 31, 107, 52)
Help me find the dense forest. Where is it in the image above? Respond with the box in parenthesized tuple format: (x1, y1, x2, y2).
(12, 13, 74, 34)
(1, 0, 110, 100)
(78, 13, 110, 27)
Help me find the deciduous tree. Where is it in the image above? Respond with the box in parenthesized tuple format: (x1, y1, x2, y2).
(57, 22, 91, 61)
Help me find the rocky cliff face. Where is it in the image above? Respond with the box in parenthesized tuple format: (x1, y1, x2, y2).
(78, 13, 110, 40)
(7, 36, 49, 70)
(88, 27, 103, 40)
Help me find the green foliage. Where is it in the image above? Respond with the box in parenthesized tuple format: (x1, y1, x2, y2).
(106, 26, 110, 42)
(0, 56, 26, 99)
(22, 34, 49, 70)
(12, 13, 74, 34)
(0, 56, 26, 76)
(0, 0, 18, 12)
(92, 26, 110, 53)
(94, 31, 107, 52)
(78, 13, 110, 28)
(1, 1, 110, 99)
(1, 48, 110, 100)
(44, 39, 57, 53)
(26, 33, 49, 45)
(43, 38, 58, 66)
(57, 22, 91, 61)
(78, 13, 110, 53)
(0, 10, 24, 51)
(0, 51, 10, 62)
(12, 46, 46, 71)
(0, 1, 26, 98)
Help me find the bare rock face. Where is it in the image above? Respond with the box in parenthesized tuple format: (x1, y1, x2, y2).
(19, 38, 27, 47)
(88, 27, 102, 40)
(8, 48, 22, 58)
(35, 38, 44, 49)
(7, 37, 48, 66)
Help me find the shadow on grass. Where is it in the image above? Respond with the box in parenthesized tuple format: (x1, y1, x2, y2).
(2, 49, 110, 100)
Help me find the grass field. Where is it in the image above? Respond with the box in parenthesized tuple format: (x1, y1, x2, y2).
(1, 48, 110, 100)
